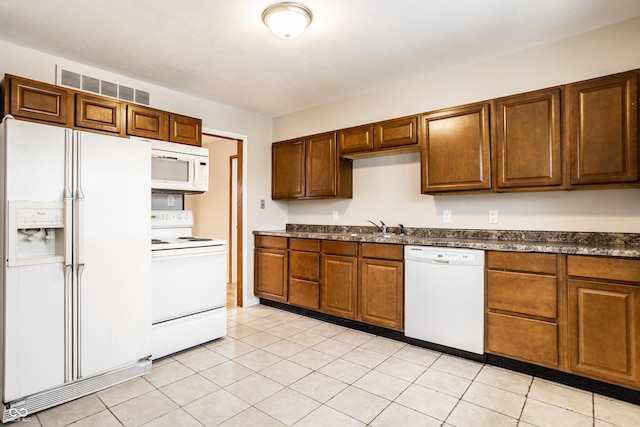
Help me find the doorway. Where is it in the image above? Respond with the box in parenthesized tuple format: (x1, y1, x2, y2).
(185, 134, 243, 308)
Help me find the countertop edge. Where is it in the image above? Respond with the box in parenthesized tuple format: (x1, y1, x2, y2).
(253, 229, 640, 258)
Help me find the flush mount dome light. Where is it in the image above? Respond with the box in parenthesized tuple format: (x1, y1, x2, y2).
(262, 2, 312, 39)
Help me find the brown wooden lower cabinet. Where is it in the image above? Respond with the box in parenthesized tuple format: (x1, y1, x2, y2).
(485, 251, 562, 369)
(487, 251, 640, 391)
(321, 253, 358, 319)
(567, 255, 640, 388)
(254, 236, 288, 302)
(358, 243, 404, 331)
(288, 238, 320, 309)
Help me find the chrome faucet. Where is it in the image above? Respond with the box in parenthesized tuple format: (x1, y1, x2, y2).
(367, 220, 387, 233)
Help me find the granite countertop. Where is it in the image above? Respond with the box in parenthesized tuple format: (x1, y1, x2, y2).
(254, 225, 640, 258)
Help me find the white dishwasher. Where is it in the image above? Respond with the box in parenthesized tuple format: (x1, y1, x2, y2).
(404, 246, 485, 355)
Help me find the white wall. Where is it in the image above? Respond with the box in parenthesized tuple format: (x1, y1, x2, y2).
(273, 17, 640, 233)
(0, 39, 281, 305)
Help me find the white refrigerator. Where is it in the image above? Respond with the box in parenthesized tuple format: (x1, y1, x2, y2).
(0, 117, 151, 422)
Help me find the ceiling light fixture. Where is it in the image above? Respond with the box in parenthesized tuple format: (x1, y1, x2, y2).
(262, 2, 313, 39)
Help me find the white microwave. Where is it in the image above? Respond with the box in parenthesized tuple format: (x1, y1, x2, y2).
(150, 140, 209, 193)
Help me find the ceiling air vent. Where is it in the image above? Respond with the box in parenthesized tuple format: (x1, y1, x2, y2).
(81, 75, 100, 94)
(118, 85, 134, 102)
(101, 80, 118, 98)
(56, 66, 150, 106)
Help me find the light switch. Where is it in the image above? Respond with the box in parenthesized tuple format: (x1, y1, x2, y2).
(489, 210, 499, 224)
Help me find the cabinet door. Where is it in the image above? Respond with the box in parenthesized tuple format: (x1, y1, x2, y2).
(567, 72, 638, 186)
(339, 124, 373, 155)
(359, 258, 403, 331)
(272, 139, 305, 199)
(374, 115, 418, 150)
(567, 278, 640, 387)
(306, 132, 338, 197)
(8, 76, 71, 125)
(169, 113, 202, 146)
(126, 104, 169, 140)
(321, 254, 357, 319)
(420, 103, 492, 193)
(494, 88, 563, 190)
(75, 93, 123, 134)
(255, 248, 288, 302)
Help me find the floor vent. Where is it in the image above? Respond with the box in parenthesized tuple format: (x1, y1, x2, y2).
(57, 67, 150, 106)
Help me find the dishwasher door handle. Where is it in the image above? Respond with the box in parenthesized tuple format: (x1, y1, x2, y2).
(432, 259, 450, 264)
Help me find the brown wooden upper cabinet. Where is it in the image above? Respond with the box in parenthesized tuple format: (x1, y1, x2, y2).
(272, 132, 353, 200)
(420, 103, 492, 193)
(75, 93, 124, 135)
(338, 115, 419, 158)
(4, 75, 72, 126)
(566, 71, 639, 188)
(169, 113, 202, 146)
(338, 124, 373, 154)
(126, 104, 169, 140)
(493, 88, 563, 191)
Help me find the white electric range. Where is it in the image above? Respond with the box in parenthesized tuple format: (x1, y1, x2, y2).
(150, 210, 227, 359)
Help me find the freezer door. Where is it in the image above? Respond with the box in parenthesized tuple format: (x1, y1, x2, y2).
(4, 264, 66, 401)
(4, 119, 68, 201)
(74, 132, 151, 378)
(3, 120, 69, 401)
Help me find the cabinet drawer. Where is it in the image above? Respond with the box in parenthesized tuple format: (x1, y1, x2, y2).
(289, 278, 319, 310)
(289, 251, 319, 281)
(487, 251, 557, 274)
(321, 240, 358, 256)
(567, 256, 640, 283)
(289, 238, 319, 252)
(487, 271, 557, 318)
(486, 312, 559, 368)
(255, 236, 287, 249)
(361, 243, 403, 260)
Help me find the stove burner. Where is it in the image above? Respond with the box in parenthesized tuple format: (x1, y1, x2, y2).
(178, 236, 214, 242)
(151, 239, 169, 244)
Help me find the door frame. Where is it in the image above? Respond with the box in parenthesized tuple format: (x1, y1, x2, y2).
(203, 128, 246, 307)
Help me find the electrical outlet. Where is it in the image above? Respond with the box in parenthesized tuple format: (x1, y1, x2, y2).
(489, 210, 499, 224)
(260, 199, 265, 209)
(443, 210, 452, 223)
(332, 211, 339, 221)
(167, 194, 175, 207)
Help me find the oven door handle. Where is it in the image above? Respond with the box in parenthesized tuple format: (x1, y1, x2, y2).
(151, 250, 227, 261)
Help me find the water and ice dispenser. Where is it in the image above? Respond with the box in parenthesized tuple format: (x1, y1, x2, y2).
(7, 201, 65, 266)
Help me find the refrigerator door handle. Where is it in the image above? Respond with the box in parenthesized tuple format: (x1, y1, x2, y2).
(75, 263, 84, 379)
(64, 264, 72, 382)
(75, 132, 86, 267)
(64, 130, 73, 266)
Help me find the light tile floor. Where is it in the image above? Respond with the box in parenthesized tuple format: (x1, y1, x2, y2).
(14, 304, 640, 427)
